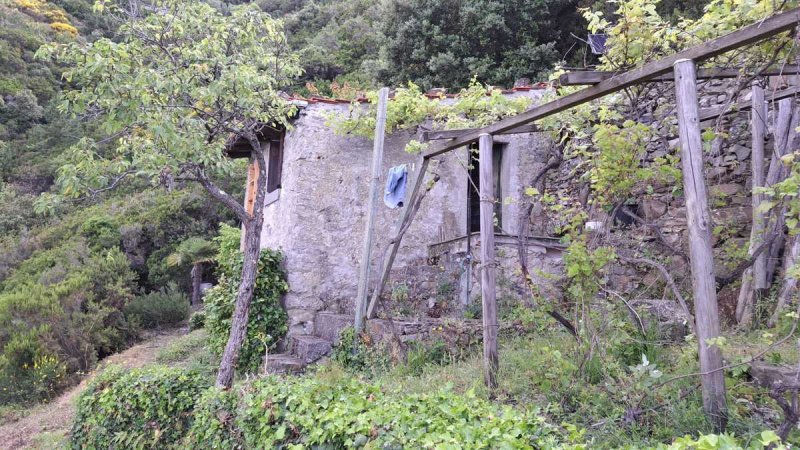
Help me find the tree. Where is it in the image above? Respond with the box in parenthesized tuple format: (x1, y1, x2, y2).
(38, 0, 302, 388)
(380, 0, 586, 89)
(167, 237, 216, 307)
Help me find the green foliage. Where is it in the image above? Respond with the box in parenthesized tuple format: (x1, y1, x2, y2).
(185, 374, 574, 449)
(329, 326, 391, 376)
(188, 311, 206, 331)
(380, 0, 585, 89)
(584, 0, 798, 71)
(0, 326, 68, 404)
(39, 0, 302, 200)
(124, 284, 190, 329)
(0, 187, 231, 405)
(266, 0, 383, 87)
(0, 245, 138, 390)
(563, 239, 616, 302)
(590, 120, 654, 207)
(204, 224, 288, 373)
(70, 365, 209, 450)
(166, 237, 215, 268)
(330, 79, 532, 153)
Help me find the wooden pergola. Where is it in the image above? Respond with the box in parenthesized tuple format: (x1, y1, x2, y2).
(354, 8, 800, 431)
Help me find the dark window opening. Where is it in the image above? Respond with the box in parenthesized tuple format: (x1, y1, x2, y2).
(266, 138, 284, 193)
(467, 143, 503, 233)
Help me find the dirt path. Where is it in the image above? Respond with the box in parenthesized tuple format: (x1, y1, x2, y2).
(0, 328, 187, 450)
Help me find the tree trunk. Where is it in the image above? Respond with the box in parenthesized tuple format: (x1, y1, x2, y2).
(215, 136, 268, 389)
(190, 262, 203, 306)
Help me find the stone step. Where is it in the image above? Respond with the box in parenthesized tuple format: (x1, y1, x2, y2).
(291, 334, 332, 363)
(266, 353, 305, 375)
(314, 312, 352, 344)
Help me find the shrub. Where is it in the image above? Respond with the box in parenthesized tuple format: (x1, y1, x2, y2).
(185, 374, 572, 449)
(124, 284, 190, 329)
(0, 326, 67, 404)
(71, 365, 209, 450)
(330, 326, 391, 376)
(188, 310, 205, 330)
(204, 224, 288, 373)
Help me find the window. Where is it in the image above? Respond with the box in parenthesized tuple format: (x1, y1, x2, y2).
(266, 138, 283, 193)
(467, 143, 503, 233)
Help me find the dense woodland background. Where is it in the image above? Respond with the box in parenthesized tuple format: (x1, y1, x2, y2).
(5, 0, 800, 448)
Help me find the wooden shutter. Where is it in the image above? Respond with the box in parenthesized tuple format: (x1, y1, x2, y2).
(245, 159, 259, 215)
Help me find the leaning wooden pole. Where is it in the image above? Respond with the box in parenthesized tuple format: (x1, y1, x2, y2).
(673, 59, 728, 431)
(366, 157, 431, 319)
(737, 82, 769, 325)
(478, 133, 499, 391)
(354, 87, 389, 332)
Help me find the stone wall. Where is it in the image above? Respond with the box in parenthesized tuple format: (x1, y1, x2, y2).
(250, 89, 555, 336)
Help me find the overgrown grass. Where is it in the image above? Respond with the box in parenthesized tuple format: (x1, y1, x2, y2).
(155, 329, 218, 379)
(342, 328, 797, 449)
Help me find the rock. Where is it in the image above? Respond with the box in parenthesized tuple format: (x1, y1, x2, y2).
(749, 362, 800, 389)
(266, 353, 305, 374)
(710, 183, 743, 197)
(291, 335, 332, 363)
(630, 299, 691, 342)
(314, 312, 352, 344)
(707, 166, 728, 179)
(733, 144, 751, 161)
(641, 198, 668, 220)
(668, 138, 680, 149)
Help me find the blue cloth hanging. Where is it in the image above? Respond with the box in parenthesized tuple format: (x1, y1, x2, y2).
(384, 164, 408, 209)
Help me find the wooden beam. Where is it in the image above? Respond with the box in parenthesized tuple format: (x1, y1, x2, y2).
(674, 59, 728, 432)
(422, 7, 800, 159)
(421, 124, 539, 141)
(354, 87, 389, 332)
(698, 85, 800, 124)
(478, 133, 499, 391)
(422, 86, 800, 142)
(559, 65, 800, 86)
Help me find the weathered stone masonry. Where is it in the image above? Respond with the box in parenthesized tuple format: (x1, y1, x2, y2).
(246, 90, 557, 337)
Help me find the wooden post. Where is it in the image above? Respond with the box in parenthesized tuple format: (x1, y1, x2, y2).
(478, 133, 499, 391)
(750, 83, 767, 288)
(354, 87, 389, 332)
(740, 82, 769, 323)
(673, 59, 728, 431)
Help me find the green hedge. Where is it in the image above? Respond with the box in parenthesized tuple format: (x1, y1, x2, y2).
(189, 377, 569, 449)
(71, 365, 209, 449)
(71, 365, 786, 450)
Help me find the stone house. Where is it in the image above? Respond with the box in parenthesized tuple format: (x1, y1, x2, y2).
(229, 88, 564, 338)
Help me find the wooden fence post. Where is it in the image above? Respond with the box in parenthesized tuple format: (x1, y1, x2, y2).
(354, 87, 389, 332)
(750, 82, 768, 290)
(738, 82, 769, 325)
(478, 133, 498, 391)
(673, 58, 728, 431)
